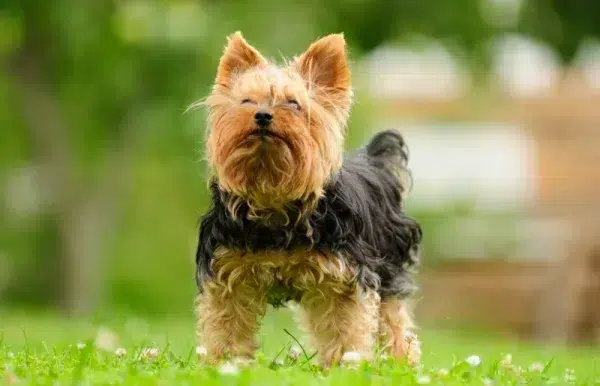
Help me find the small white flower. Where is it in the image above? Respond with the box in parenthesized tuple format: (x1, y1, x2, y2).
(416, 375, 431, 384)
(482, 377, 494, 386)
(95, 327, 119, 352)
(466, 355, 481, 367)
(218, 361, 239, 375)
(528, 362, 544, 372)
(564, 368, 576, 382)
(114, 348, 127, 357)
(195, 346, 207, 357)
(405, 331, 418, 343)
(273, 358, 284, 367)
(6, 352, 14, 359)
(437, 368, 449, 377)
(500, 353, 512, 368)
(288, 345, 302, 361)
(76, 342, 86, 350)
(340, 351, 362, 365)
(139, 347, 159, 360)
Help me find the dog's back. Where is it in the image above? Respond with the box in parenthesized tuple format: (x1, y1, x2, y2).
(325, 129, 422, 299)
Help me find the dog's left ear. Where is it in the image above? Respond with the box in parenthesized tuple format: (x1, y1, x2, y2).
(295, 34, 351, 94)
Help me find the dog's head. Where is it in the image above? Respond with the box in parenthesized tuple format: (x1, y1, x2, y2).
(201, 32, 352, 211)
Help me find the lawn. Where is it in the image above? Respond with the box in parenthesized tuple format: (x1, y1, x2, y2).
(0, 309, 598, 385)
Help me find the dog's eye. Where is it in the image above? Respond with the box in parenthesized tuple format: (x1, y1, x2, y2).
(287, 99, 301, 110)
(241, 99, 255, 105)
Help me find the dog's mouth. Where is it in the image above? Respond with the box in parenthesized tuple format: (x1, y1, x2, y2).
(248, 128, 286, 143)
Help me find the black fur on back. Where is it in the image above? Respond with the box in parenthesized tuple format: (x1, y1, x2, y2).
(195, 129, 422, 302)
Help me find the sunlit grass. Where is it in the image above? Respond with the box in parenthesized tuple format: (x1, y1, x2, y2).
(1, 310, 598, 385)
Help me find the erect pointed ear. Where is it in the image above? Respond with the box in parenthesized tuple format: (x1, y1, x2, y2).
(295, 34, 351, 92)
(215, 31, 267, 88)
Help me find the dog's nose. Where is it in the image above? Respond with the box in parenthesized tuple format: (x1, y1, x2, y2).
(254, 110, 273, 127)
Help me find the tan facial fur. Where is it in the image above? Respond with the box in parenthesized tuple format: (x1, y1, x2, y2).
(201, 32, 352, 213)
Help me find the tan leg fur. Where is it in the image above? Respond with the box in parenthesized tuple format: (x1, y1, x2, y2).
(378, 298, 421, 366)
(298, 285, 380, 367)
(195, 249, 268, 363)
(195, 247, 417, 367)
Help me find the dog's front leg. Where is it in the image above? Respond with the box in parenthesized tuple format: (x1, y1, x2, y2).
(299, 284, 380, 367)
(195, 278, 266, 363)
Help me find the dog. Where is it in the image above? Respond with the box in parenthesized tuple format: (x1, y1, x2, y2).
(193, 32, 422, 367)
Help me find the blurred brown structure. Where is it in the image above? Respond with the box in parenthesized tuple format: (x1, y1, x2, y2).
(379, 70, 600, 345)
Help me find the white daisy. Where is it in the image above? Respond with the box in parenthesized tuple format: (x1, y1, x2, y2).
(340, 351, 362, 365)
(482, 377, 494, 386)
(528, 362, 544, 372)
(466, 355, 481, 367)
(288, 345, 302, 361)
(218, 362, 239, 375)
(114, 347, 127, 357)
(195, 346, 207, 357)
(139, 347, 159, 360)
(564, 368, 576, 382)
(500, 353, 512, 368)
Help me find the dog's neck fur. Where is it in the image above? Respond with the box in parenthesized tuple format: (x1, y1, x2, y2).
(219, 185, 321, 229)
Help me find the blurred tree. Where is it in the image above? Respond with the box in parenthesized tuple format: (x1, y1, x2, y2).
(6, 0, 142, 315)
(2, 0, 206, 315)
(519, 0, 600, 63)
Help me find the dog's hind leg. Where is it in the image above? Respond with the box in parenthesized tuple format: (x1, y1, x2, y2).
(378, 298, 421, 366)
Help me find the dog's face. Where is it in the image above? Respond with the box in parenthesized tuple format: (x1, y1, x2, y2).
(203, 32, 352, 209)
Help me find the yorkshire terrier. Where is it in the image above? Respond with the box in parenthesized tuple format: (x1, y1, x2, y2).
(193, 32, 422, 367)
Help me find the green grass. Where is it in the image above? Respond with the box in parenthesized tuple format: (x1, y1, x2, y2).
(1, 309, 598, 385)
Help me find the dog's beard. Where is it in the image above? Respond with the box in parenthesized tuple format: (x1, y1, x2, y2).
(219, 134, 298, 202)
(215, 130, 329, 224)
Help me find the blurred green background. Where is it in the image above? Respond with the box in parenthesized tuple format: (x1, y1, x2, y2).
(1, 0, 599, 322)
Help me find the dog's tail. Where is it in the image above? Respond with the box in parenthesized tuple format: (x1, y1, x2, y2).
(366, 129, 412, 195)
(366, 129, 409, 168)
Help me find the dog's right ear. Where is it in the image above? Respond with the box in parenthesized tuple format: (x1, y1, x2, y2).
(295, 34, 350, 92)
(215, 32, 267, 88)
(294, 34, 352, 111)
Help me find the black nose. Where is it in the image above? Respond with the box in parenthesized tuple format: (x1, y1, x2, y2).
(254, 110, 273, 127)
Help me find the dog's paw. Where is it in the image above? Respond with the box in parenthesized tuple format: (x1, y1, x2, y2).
(404, 332, 422, 367)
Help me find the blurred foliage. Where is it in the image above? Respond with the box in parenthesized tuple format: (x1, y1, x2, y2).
(519, 0, 600, 62)
(0, 0, 599, 316)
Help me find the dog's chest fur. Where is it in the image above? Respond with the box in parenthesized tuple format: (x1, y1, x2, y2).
(211, 247, 356, 307)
